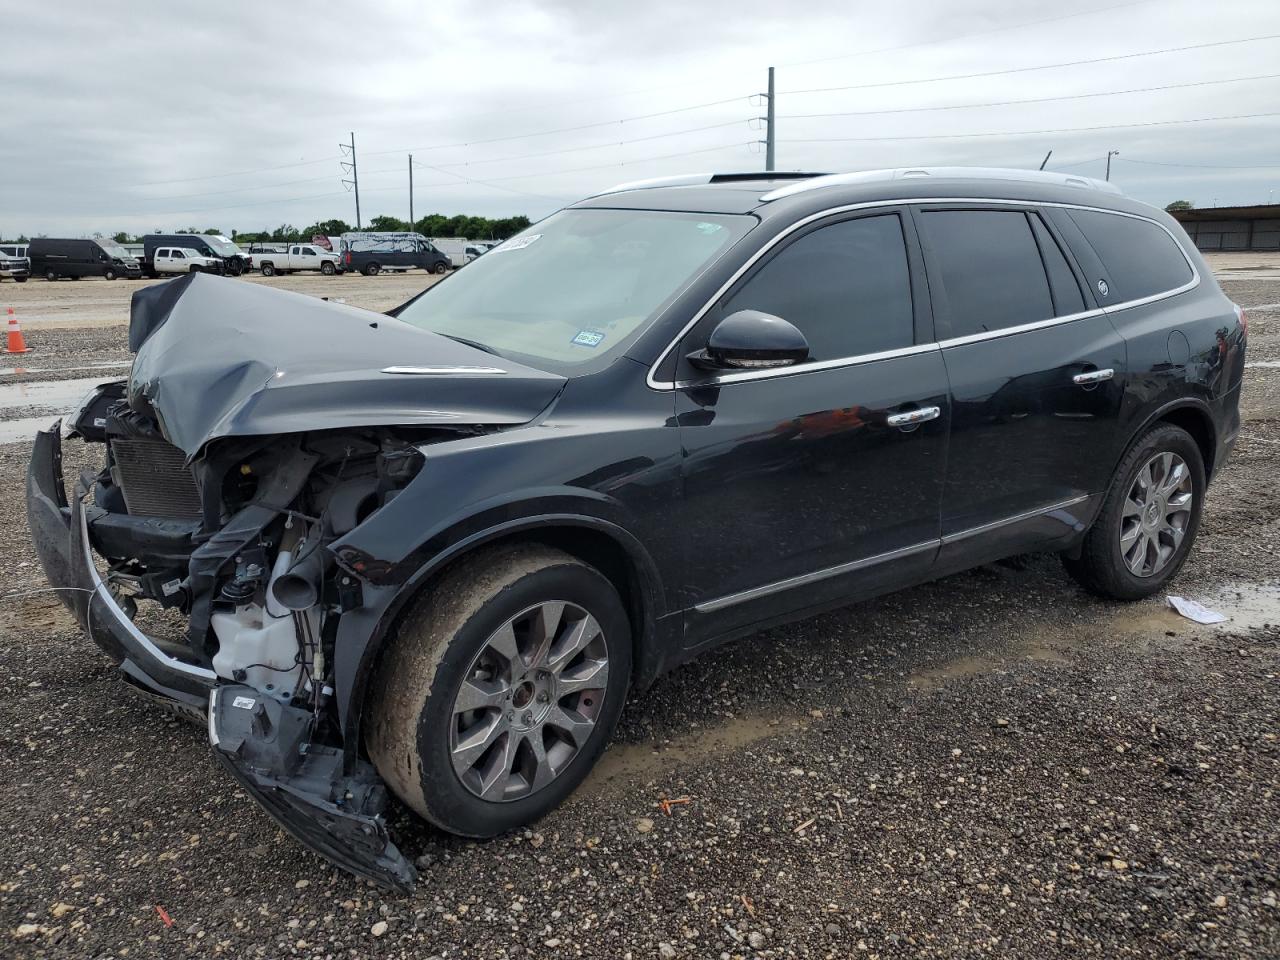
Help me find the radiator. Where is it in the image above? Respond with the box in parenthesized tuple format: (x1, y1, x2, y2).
(111, 438, 203, 519)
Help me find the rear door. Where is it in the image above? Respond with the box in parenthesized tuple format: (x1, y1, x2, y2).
(914, 204, 1127, 565)
(674, 209, 949, 645)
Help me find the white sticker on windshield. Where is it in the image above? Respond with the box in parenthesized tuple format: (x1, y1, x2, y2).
(695, 222, 724, 235)
(571, 330, 605, 348)
(492, 234, 542, 253)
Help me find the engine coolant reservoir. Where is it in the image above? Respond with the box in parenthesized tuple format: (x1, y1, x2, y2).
(211, 604, 306, 702)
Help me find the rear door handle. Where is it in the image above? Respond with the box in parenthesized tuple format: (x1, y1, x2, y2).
(1072, 368, 1114, 385)
(886, 406, 941, 428)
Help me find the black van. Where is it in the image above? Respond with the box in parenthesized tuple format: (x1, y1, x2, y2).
(29, 238, 143, 281)
(341, 233, 450, 276)
(142, 234, 247, 277)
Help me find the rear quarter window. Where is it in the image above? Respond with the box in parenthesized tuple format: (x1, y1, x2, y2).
(1066, 209, 1193, 302)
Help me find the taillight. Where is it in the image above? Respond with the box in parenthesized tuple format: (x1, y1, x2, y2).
(345, 251, 351, 265)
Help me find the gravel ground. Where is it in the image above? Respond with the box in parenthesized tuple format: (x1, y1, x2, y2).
(0, 265, 1276, 959)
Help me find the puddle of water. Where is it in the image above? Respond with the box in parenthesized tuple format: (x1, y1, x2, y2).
(0, 415, 59, 444)
(0, 360, 129, 377)
(0, 375, 113, 411)
(1202, 582, 1280, 631)
(583, 711, 807, 794)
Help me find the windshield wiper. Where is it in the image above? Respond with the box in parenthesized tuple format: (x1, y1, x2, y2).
(440, 334, 504, 358)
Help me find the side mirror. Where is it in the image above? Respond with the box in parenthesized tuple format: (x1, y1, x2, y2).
(688, 309, 809, 371)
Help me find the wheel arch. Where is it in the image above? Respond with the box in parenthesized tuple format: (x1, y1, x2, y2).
(337, 513, 667, 760)
(1132, 397, 1218, 481)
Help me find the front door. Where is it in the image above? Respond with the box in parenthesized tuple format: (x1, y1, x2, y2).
(673, 210, 949, 645)
(912, 204, 1128, 566)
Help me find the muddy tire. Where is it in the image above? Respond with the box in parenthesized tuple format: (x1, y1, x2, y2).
(366, 544, 631, 837)
(1063, 423, 1205, 600)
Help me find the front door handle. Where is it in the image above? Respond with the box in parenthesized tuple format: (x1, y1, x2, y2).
(886, 406, 941, 428)
(1072, 368, 1114, 385)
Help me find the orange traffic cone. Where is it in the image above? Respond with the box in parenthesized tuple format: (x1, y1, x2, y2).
(5, 307, 30, 354)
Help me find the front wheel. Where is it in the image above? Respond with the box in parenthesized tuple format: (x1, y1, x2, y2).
(1063, 423, 1205, 600)
(259, 262, 276, 277)
(433, 261, 449, 275)
(103, 267, 117, 281)
(45, 270, 58, 281)
(15, 276, 26, 283)
(320, 261, 335, 275)
(366, 544, 631, 837)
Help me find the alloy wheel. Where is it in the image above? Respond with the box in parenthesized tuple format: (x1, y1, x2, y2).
(449, 600, 609, 802)
(1119, 451, 1194, 577)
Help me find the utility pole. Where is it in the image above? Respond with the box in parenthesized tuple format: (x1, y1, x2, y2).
(764, 67, 776, 172)
(409, 154, 414, 228)
(1105, 149, 1120, 182)
(340, 132, 362, 228)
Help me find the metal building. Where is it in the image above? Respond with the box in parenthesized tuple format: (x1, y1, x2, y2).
(1169, 204, 1280, 252)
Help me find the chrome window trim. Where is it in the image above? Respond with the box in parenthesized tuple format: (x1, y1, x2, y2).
(692, 493, 1093, 614)
(647, 197, 1200, 391)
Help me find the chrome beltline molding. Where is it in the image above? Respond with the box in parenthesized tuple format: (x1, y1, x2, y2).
(693, 494, 1091, 613)
(649, 197, 1200, 390)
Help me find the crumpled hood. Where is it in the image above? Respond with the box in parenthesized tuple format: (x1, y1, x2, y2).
(127, 273, 566, 457)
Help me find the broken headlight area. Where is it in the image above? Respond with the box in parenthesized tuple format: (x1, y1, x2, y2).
(62, 394, 435, 890)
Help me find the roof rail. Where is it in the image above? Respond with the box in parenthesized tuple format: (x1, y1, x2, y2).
(592, 171, 825, 198)
(759, 167, 1124, 202)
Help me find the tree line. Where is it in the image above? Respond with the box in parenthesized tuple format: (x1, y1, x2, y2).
(88, 214, 533, 246)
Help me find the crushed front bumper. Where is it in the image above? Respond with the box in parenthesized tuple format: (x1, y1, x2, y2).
(26, 425, 416, 892)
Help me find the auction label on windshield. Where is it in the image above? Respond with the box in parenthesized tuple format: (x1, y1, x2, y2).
(492, 234, 542, 253)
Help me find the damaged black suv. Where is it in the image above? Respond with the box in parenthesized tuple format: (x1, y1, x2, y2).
(27, 168, 1246, 891)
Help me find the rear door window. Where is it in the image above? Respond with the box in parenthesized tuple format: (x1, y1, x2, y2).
(1065, 209, 1193, 301)
(919, 209, 1054, 338)
(719, 213, 914, 361)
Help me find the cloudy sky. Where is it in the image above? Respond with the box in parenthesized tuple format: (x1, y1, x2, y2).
(2, 0, 1279, 238)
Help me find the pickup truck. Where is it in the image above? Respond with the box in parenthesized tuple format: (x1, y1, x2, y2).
(153, 247, 224, 275)
(251, 244, 342, 277)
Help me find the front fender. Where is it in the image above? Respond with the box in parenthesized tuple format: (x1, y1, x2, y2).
(330, 508, 667, 763)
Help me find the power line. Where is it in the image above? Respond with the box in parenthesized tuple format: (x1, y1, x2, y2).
(362, 96, 750, 158)
(1116, 157, 1280, 170)
(126, 156, 342, 188)
(780, 73, 1280, 121)
(779, 0, 1154, 68)
(782, 34, 1280, 97)
(424, 119, 750, 169)
(787, 111, 1280, 145)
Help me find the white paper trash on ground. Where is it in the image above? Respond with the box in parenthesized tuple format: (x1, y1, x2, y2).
(1167, 595, 1229, 625)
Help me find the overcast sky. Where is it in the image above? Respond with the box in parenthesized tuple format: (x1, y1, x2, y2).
(2, 0, 1279, 238)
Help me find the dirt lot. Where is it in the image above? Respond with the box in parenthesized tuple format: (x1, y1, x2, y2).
(0, 259, 1276, 958)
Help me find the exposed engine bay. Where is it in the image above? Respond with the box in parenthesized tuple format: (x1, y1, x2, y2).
(26, 274, 569, 891)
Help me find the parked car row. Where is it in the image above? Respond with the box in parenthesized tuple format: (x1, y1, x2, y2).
(1, 231, 503, 283)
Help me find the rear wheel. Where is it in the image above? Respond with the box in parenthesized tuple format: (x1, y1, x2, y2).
(363, 262, 381, 276)
(1063, 423, 1205, 600)
(260, 262, 276, 277)
(366, 544, 630, 837)
(45, 270, 57, 281)
(320, 261, 335, 275)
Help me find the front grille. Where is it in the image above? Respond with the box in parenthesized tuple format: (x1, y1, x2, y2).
(111, 439, 203, 519)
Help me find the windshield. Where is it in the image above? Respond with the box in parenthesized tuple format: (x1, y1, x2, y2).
(394, 209, 751, 370)
(96, 240, 131, 259)
(200, 234, 239, 255)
